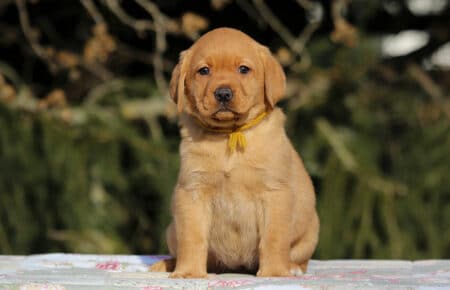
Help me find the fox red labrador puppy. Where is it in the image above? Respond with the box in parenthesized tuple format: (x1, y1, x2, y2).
(151, 27, 319, 278)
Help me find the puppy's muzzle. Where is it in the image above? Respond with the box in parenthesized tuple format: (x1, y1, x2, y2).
(214, 87, 233, 103)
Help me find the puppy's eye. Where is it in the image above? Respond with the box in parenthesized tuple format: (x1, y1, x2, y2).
(238, 65, 250, 74)
(198, 67, 210, 76)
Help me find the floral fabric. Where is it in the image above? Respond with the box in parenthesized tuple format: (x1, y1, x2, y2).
(0, 254, 449, 289)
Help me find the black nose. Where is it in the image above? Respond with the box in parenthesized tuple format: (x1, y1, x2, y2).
(214, 87, 233, 103)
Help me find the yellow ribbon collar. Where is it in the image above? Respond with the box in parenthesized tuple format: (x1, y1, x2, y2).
(196, 111, 268, 152)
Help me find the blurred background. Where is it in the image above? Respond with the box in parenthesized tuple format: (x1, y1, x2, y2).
(0, 0, 449, 259)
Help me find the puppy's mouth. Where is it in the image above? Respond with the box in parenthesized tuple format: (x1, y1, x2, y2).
(212, 107, 239, 121)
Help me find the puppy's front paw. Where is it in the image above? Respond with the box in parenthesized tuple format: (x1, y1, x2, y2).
(169, 270, 208, 279)
(289, 263, 304, 276)
(256, 266, 291, 277)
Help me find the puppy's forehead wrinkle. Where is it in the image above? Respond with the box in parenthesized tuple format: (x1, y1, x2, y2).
(193, 52, 256, 71)
(190, 31, 261, 67)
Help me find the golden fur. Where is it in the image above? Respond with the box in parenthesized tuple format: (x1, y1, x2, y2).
(150, 27, 319, 278)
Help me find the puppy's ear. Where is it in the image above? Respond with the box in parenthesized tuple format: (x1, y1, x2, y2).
(259, 46, 286, 108)
(169, 50, 191, 113)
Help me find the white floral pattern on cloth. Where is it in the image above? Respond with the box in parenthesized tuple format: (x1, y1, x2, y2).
(19, 284, 66, 290)
(0, 254, 449, 289)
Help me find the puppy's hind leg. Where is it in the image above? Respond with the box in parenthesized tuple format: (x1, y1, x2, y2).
(289, 212, 319, 275)
(149, 258, 176, 272)
(149, 223, 177, 272)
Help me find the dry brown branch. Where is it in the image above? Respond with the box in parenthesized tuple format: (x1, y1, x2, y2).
(236, 0, 265, 28)
(96, 0, 188, 88)
(134, 0, 170, 27)
(289, 0, 322, 58)
(134, 0, 168, 93)
(252, 0, 322, 67)
(0, 73, 17, 103)
(295, 0, 315, 9)
(331, 0, 358, 47)
(103, 0, 155, 36)
(252, 0, 296, 46)
(81, 0, 105, 24)
(115, 42, 174, 72)
(211, 0, 232, 10)
(103, 0, 182, 36)
(15, 0, 113, 80)
(291, 19, 320, 57)
(407, 62, 444, 101)
(102, 0, 207, 99)
(15, 0, 56, 69)
(180, 12, 209, 40)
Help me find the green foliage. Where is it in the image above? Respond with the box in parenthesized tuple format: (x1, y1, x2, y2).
(0, 79, 179, 254)
(300, 81, 448, 259)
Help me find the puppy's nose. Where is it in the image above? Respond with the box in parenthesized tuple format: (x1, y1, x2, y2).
(214, 87, 233, 103)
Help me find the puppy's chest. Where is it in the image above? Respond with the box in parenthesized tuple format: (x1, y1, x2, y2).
(188, 148, 268, 194)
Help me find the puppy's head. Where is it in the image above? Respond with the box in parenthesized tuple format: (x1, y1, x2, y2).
(170, 27, 285, 128)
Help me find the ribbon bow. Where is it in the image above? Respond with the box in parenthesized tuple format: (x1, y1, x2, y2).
(226, 112, 267, 152)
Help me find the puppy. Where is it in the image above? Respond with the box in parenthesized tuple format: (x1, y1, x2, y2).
(151, 27, 319, 278)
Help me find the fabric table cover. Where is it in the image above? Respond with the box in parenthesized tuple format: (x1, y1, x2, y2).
(0, 254, 449, 289)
